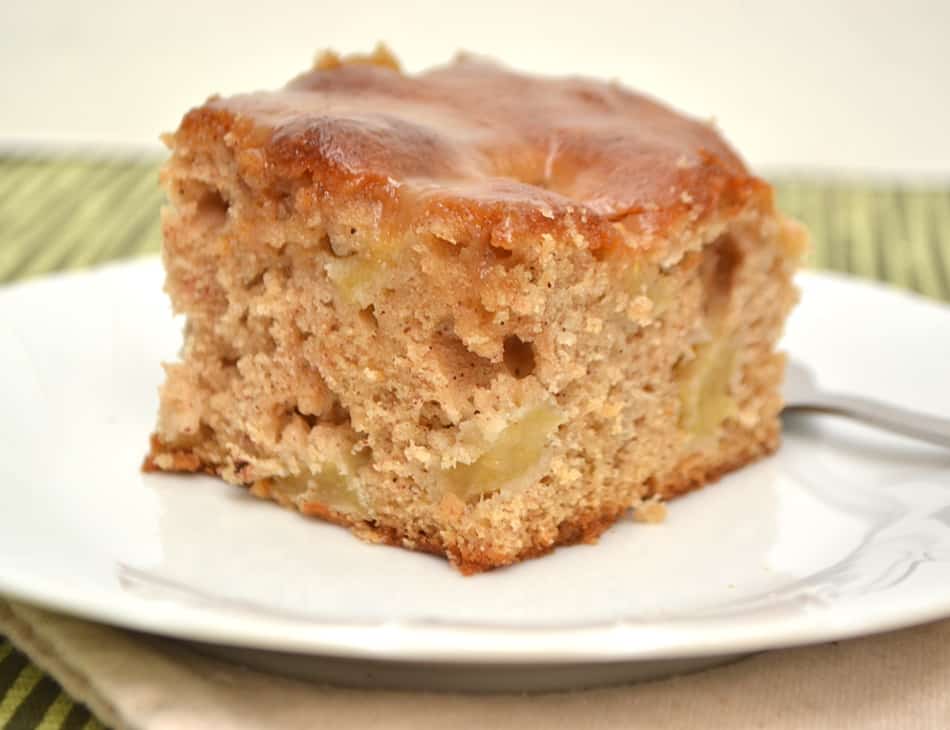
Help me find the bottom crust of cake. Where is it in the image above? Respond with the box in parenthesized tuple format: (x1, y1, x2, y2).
(143, 422, 778, 575)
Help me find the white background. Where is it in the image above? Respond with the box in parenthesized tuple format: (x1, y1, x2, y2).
(2, 0, 949, 177)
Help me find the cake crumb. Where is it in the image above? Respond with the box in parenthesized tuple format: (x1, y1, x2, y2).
(633, 498, 667, 524)
(626, 294, 654, 323)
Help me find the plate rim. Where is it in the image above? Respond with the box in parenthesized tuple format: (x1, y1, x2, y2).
(4, 567, 950, 664)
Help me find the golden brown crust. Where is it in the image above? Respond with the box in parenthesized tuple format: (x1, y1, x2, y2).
(172, 48, 769, 258)
(142, 434, 211, 474)
(673, 439, 777, 496)
(650, 423, 780, 500)
(144, 426, 777, 574)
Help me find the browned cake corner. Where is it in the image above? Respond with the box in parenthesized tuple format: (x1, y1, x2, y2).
(145, 45, 808, 574)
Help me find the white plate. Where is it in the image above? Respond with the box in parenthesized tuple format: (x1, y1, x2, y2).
(2, 259, 949, 690)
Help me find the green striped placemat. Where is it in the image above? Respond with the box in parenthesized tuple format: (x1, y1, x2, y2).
(1, 156, 949, 729)
(0, 156, 163, 284)
(0, 639, 103, 730)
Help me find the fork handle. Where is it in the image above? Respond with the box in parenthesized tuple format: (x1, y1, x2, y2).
(789, 394, 950, 449)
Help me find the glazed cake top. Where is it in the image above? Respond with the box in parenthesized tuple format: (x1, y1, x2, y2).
(174, 47, 770, 251)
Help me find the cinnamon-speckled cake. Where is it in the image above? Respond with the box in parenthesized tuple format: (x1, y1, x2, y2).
(144, 46, 806, 573)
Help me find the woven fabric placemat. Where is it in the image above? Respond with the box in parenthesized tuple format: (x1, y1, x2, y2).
(0, 155, 948, 729)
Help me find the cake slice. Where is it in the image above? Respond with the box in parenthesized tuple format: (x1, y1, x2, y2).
(145, 46, 806, 573)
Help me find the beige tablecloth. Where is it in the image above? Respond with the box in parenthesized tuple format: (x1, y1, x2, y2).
(3, 599, 949, 730)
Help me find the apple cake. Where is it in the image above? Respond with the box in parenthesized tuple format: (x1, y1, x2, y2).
(144, 46, 806, 573)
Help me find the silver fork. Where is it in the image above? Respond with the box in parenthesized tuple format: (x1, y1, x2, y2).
(782, 360, 950, 449)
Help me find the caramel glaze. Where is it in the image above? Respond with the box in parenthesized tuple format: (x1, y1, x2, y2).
(174, 49, 771, 255)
